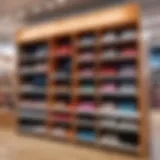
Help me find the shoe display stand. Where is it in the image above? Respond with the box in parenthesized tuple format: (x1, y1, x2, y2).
(16, 4, 148, 157)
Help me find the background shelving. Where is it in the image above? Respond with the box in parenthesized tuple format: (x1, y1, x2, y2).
(150, 47, 160, 109)
(0, 55, 15, 111)
(0, 54, 16, 129)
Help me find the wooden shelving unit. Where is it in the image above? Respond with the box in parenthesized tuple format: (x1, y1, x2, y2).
(16, 3, 148, 157)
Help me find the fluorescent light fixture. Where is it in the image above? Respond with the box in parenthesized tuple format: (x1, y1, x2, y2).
(32, 6, 42, 14)
(45, 1, 55, 10)
(0, 16, 10, 23)
(17, 10, 26, 19)
(57, 0, 66, 5)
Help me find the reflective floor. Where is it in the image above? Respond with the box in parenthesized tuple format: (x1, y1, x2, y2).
(150, 110, 160, 160)
(0, 129, 145, 160)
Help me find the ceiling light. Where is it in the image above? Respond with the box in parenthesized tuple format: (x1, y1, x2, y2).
(45, 1, 55, 10)
(57, 0, 66, 5)
(17, 10, 26, 19)
(32, 6, 42, 14)
(0, 16, 10, 23)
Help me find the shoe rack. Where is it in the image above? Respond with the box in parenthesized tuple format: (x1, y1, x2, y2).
(16, 3, 148, 157)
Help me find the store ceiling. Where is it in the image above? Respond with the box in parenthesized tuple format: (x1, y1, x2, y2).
(0, 0, 160, 42)
(0, 0, 159, 17)
(0, 0, 94, 16)
(0, 0, 120, 41)
(0, 0, 37, 15)
(0, 0, 95, 41)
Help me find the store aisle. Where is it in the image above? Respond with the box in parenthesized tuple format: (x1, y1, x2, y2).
(150, 111, 160, 160)
(0, 130, 144, 160)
